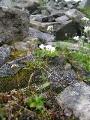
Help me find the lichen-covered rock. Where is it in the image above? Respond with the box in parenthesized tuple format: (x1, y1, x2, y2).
(57, 81, 90, 120)
(14, 37, 39, 52)
(0, 54, 34, 77)
(0, 6, 29, 45)
(0, 44, 11, 67)
(47, 57, 77, 92)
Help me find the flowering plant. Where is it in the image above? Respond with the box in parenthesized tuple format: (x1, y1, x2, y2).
(39, 44, 55, 52)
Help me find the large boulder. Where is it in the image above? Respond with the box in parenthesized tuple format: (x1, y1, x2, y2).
(0, 6, 29, 45)
(57, 81, 90, 120)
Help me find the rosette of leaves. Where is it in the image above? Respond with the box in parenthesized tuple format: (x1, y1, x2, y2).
(26, 95, 45, 111)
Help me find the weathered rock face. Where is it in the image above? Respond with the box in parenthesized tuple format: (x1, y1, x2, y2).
(0, 45, 11, 67)
(29, 27, 55, 43)
(47, 57, 77, 92)
(30, 9, 84, 40)
(0, 7, 29, 45)
(57, 82, 90, 120)
(0, 0, 40, 11)
(65, 9, 85, 22)
(43, 0, 80, 15)
(0, 54, 34, 77)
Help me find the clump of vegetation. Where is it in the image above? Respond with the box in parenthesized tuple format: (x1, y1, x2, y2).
(80, 7, 90, 18)
(26, 95, 45, 111)
(10, 49, 27, 60)
(68, 51, 90, 71)
(34, 49, 58, 59)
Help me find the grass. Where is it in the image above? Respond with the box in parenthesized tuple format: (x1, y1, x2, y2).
(68, 51, 90, 72)
(80, 7, 90, 18)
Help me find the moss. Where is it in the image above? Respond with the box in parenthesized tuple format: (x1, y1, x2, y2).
(0, 68, 30, 92)
(10, 49, 27, 60)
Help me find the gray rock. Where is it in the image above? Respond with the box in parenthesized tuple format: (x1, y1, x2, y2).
(65, 9, 85, 22)
(30, 14, 57, 22)
(47, 57, 77, 91)
(14, 37, 38, 51)
(0, 6, 29, 45)
(0, 54, 34, 77)
(0, 45, 11, 67)
(30, 19, 78, 40)
(46, 0, 67, 13)
(65, 0, 81, 8)
(30, 19, 61, 33)
(30, 14, 47, 22)
(29, 27, 55, 43)
(0, 0, 39, 11)
(57, 81, 90, 120)
(55, 15, 70, 23)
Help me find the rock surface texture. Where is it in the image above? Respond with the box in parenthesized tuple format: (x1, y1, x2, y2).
(57, 82, 90, 120)
(0, 7, 29, 44)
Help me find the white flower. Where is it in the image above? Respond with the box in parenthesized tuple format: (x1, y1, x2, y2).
(45, 45, 55, 52)
(39, 44, 45, 50)
(88, 40, 90, 43)
(45, 45, 52, 51)
(47, 25, 53, 32)
(50, 47, 55, 52)
(84, 26, 90, 33)
(11, 64, 19, 69)
(39, 44, 55, 52)
(81, 36, 85, 40)
(81, 17, 89, 22)
(73, 36, 80, 41)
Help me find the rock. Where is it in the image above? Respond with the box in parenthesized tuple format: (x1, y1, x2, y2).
(14, 41, 31, 51)
(65, 9, 85, 22)
(64, 63, 72, 70)
(0, 0, 40, 13)
(0, 54, 34, 77)
(0, 6, 29, 45)
(29, 27, 55, 43)
(30, 13, 81, 40)
(65, 0, 81, 8)
(30, 19, 61, 33)
(47, 57, 77, 92)
(0, 45, 11, 67)
(57, 81, 90, 120)
(30, 14, 57, 22)
(55, 15, 70, 23)
(46, 0, 67, 14)
(14, 37, 39, 52)
(56, 20, 81, 40)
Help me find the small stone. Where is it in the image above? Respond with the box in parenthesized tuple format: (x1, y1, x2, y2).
(64, 63, 71, 70)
